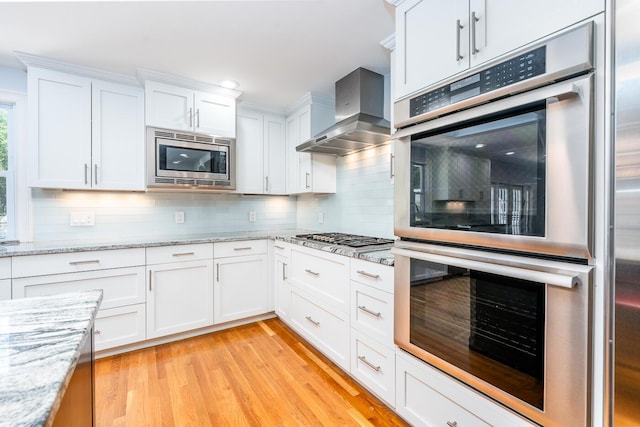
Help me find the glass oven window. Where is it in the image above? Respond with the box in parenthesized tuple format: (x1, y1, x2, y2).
(409, 258, 545, 409)
(410, 102, 546, 237)
(159, 144, 228, 175)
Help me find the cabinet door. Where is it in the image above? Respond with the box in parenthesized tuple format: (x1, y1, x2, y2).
(147, 260, 214, 339)
(274, 254, 290, 320)
(264, 114, 287, 194)
(0, 279, 10, 300)
(470, 0, 604, 68)
(28, 68, 92, 189)
(286, 114, 300, 193)
(297, 106, 313, 193)
(236, 109, 265, 194)
(145, 81, 193, 131)
(92, 80, 145, 190)
(94, 304, 146, 352)
(395, 0, 469, 99)
(194, 92, 236, 138)
(214, 254, 268, 324)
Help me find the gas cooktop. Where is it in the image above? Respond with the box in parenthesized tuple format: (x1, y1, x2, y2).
(293, 233, 394, 251)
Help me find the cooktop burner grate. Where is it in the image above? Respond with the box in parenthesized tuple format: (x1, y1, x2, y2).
(294, 233, 394, 249)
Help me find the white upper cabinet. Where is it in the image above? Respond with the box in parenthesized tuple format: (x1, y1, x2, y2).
(28, 67, 144, 190)
(394, 0, 604, 100)
(236, 106, 286, 194)
(145, 80, 236, 138)
(285, 96, 336, 194)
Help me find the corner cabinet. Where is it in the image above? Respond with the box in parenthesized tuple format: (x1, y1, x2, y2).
(213, 240, 269, 324)
(27, 67, 145, 190)
(236, 107, 287, 194)
(285, 95, 337, 194)
(146, 244, 214, 339)
(144, 80, 236, 138)
(394, 0, 604, 99)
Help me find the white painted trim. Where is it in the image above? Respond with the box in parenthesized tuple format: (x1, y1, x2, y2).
(385, 0, 406, 6)
(14, 51, 140, 87)
(0, 90, 31, 242)
(285, 91, 334, 116)
(380, 34, 396, 51)
(136, 68, 242, 99)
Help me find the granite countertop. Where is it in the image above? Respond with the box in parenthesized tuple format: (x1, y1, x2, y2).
(0, 290, 103, 427)
(0, 229, 395, 266)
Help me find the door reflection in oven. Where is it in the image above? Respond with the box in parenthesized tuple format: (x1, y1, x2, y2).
(409, 258, 545, 409)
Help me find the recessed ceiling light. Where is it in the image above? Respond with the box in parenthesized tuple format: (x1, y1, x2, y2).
(219, 79, 239, 89)
(506, 151, 515, 155)
(475, 143, 486, 148)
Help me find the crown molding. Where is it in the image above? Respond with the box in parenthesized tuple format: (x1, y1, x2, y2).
(380, 34, 396, 51)
(136, 68, 242, 99)
(15, 51, 140, 86)
(385, 0, 406, 6)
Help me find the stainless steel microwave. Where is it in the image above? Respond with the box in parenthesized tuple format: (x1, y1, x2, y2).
(146, 127, 236, 191)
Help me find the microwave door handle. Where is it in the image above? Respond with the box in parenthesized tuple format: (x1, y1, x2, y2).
(392, 248, 582, 289)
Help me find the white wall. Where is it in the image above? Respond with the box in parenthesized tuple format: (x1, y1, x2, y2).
(0, 66, 27, 93)
(296, 143, 394, 238)
(31, 190, 297, 241)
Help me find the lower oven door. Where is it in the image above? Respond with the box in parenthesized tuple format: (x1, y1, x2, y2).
(393, 241, 593, 427)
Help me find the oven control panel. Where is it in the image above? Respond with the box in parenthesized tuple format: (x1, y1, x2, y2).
(409, 46, 546, 118)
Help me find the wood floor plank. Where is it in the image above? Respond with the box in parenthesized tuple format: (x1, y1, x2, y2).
(95, 318, 408, 426)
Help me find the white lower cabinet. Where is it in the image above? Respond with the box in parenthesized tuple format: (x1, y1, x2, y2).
(94, 304, 146, 351)
(214, 240, 269, 324)
(0, 258, 10, 300)
(351, 329, 396, 407)
(273, 243, 291, 321)
(146, 258, 214, 339)
(396, 351, 535, 427)
(290, 290, 349, 370)
(0, 279, 11, 300)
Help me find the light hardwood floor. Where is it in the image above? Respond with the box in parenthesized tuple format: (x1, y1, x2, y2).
(95, 318, 408, 426)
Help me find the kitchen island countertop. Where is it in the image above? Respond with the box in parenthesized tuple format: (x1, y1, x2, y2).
(0, 290, 103, 427)
(0, 229, 394, 266)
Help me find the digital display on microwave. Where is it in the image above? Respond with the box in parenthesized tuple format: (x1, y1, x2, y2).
(159, 145, 227, 175)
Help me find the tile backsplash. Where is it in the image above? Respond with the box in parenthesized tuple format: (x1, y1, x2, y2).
(30, 143, 395, 241)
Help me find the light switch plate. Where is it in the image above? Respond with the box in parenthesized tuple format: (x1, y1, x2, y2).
(70, 212, 95, 227)
(318, 212, 324, 224)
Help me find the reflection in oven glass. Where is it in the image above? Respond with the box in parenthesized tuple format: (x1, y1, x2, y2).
(409, 259, 545, 409)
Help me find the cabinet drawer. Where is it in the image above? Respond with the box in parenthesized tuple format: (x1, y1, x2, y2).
(214, 240, 268, 258)
(0, 257, 10, 279)
(351, 281, 394, 348)
(350, 329, 395, 407)
(94, 303, 146, 352)
(290, 290, 349, 371)
(272, 240, 290, 257)
(146, 243, 213, 265)
(289, 248, 349, 313)
(0, 279, 10, 300)
(350, 259, 393, 293)
(396, 351, 535, 427)
(12, 248, 145, 278)
(12, 266, 146, 310)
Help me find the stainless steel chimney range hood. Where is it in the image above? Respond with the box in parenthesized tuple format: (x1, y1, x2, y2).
(296, 67, 391, 156)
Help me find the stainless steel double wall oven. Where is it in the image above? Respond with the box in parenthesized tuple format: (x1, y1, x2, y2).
(393, 23, 596, 427)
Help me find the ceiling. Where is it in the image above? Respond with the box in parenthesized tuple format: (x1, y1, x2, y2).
(0, 0, 395, 111)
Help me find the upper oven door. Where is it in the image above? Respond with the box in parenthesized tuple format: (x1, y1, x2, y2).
(156, 138, 230, 181)
(394, 73, 593, 260)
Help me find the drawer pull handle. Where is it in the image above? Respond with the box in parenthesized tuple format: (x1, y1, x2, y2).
(305, 316, 320, 326)
(305, 269, 319, 276)
(274, 245, 285, 250)
(358, 305, 381, 318)
(216, 263, 220, 282)
(282, 263, 287, 281)
(356, 270, 380, 279)
(358, 355, 381, 372)
(447, 422, 458, 427)
(69, 259, 100, 266)
(172, 252, 195, 257)
(233, 247, 252, 251)
(148, 270, 152, 291)
(94, 329, 101, 335)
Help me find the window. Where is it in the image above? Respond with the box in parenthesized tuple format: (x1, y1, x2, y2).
(0, 91, 27, 243)
(0, 103, 14, 240)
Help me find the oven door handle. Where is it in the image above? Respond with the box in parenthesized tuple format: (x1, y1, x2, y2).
(392, 248, 580, 289)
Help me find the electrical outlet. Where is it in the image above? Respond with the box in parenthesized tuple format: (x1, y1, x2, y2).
(249, 211, 256, 222)
(70, 212, 95, 227)
(175, 211, 185, 224)
(318, 212, 324, 224)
